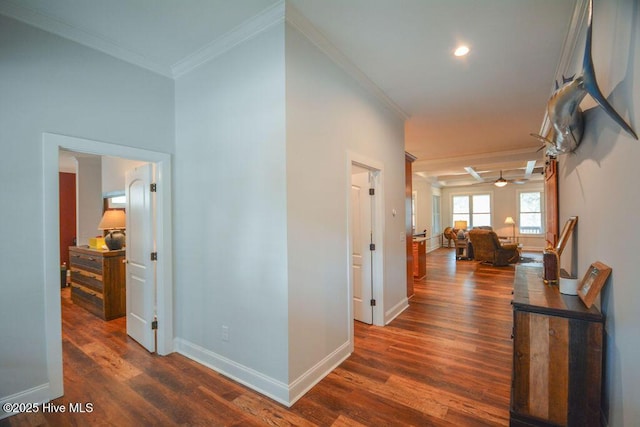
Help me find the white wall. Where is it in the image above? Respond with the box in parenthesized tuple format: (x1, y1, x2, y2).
(558, 0, 639, 424)
(76, 156, 102, 246)
(101, 156, 148, 195)
(0, 15, 174, 406)
(173, 23, 290, 400)
(285, 22, 406, 386)
(413, 178, 440, 252)
(441, 181, 546, 250)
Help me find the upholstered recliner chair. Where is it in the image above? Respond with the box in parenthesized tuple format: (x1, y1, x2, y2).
(468, 229, 520, 266)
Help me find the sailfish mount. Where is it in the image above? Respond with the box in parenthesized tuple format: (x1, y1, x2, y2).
(531, 0, 637, 157)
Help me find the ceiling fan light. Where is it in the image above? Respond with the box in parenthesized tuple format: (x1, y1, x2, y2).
(494, 170, 508, 187)
(454, 45, 470, 57)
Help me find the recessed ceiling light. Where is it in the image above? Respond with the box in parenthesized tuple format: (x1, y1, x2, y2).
(454, 45, 470, 57)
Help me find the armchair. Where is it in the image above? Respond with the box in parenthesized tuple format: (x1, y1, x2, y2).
(443, 227, 457, 247)
(468, 229, 520, 266)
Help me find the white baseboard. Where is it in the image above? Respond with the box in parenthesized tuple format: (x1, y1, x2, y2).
(385, 297, 409, 325)
(174, 337, 351, 407)
(1, 383, 51, 420)
(287, 340, 351, 406)
(174, 338, 290, 405)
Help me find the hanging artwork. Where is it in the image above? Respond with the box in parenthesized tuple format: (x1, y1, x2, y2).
(531, 0, 637, 156)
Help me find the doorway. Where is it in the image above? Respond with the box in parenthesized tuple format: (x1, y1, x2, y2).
(351, 164, 374, 324)
(43, 133, 173, 400)
(347, 154, 384, 332)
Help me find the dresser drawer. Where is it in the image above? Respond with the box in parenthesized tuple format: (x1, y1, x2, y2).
(68, 246, 125, 320)
(70, 268, 103, 293)
(69, 251, 103, 274)
(71, 284, 104, 318)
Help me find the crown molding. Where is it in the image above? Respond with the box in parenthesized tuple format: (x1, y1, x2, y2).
(171, 1, 285, 78)
(285, 4, 408, 121)
(0, 0, 172, 77)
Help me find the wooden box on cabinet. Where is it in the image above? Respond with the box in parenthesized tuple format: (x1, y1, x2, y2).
(510, 265, 604, 427)
(69, 246, 126, 320)
(412, 239, 426, 279)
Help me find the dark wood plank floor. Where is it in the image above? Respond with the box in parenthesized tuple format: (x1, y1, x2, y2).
(2, 248, 529, 426)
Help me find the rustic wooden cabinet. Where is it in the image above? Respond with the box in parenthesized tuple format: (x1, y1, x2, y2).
(510, 265, 604, 427)
(69, 246, 126, 320)
(412, 239, 426, 279)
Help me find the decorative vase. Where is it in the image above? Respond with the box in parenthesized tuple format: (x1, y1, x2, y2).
(105, 230, 125, 250)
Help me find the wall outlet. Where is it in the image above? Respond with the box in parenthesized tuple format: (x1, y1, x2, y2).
(221, 325, 229, 342)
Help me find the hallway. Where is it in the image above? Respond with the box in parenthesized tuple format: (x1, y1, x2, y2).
(2, 248, 517, 426)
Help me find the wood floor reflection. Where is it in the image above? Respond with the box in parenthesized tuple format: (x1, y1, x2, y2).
(2, 248, 525, 426)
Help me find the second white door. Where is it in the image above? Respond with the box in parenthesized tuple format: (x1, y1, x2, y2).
(351, 167, 374, 324)
(125, 163, 156, 352)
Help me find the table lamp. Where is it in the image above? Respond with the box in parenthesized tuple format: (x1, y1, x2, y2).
(504, 216, 516, 242)
(454, 220, 467, 239)
(98, 210, 126, 250)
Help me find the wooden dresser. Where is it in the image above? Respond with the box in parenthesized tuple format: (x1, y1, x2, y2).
(69, 246, 126, 320)
(510, 265, 604, 427)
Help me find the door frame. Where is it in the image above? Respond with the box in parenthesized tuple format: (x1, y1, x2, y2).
(346, 151, 385, 349)
(350, 165, 374, 325)
(42, 133, 173, 400)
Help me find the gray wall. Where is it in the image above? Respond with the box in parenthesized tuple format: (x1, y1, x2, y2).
(558, 0, 639, 424)
(0, 15, 174, 401)
(173, 23, 290, 398)
(285, 22, 406, 383)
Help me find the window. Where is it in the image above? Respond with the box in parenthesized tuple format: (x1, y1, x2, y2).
(519, 191, 543, 234)
(452, 193, 491, 228)
(106, 194, 126, 209)
(432, 195, 441, 234)
(412, 191, 417, 234)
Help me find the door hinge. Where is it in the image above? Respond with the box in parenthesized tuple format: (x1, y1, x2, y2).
(150, 252, 158, 261)
(370, 299, 376, 306)
(369, 188, 375, 196)
(369, 243, 376, 251)
(150, 183, 157, 192)
(152, 319, 158, 330)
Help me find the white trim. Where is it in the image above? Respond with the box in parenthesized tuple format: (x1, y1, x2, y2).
(0, 0, 286, 79)
(42, 133, 174, 403)
(286, 4, 408, 121)
(516, 188, 545, 238)
(0, 384, 51, 420)
(0, 0, 171, 77)
(347, 151, 386, 328)
(385, 298, 410, 325)
(175, 336, 351, 408)
(287, 340, 351, 406)
(174, 338, 290, 406)
(171, 1, 285, 78)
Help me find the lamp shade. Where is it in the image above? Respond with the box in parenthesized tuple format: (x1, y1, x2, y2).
(504, 216, 516, 225)
(98, 210, 126, 230)
(454, 220, 468, 230)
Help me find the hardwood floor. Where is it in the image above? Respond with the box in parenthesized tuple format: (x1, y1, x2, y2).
(2, 248, 526, 426)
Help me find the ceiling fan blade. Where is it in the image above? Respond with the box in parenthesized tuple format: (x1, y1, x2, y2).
(464, 166, 485, 182)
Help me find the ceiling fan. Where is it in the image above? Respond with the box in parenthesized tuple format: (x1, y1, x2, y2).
(465, 161, 538, 187)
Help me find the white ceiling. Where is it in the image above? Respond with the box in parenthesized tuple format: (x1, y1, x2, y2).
(1, 0, 578, 187)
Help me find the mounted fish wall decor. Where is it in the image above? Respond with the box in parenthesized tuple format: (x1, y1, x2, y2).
(531, 0, 637, 156)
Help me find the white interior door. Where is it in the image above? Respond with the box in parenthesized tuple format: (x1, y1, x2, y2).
(125, 163, 155, 352)
(351, 168, 373, 324)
